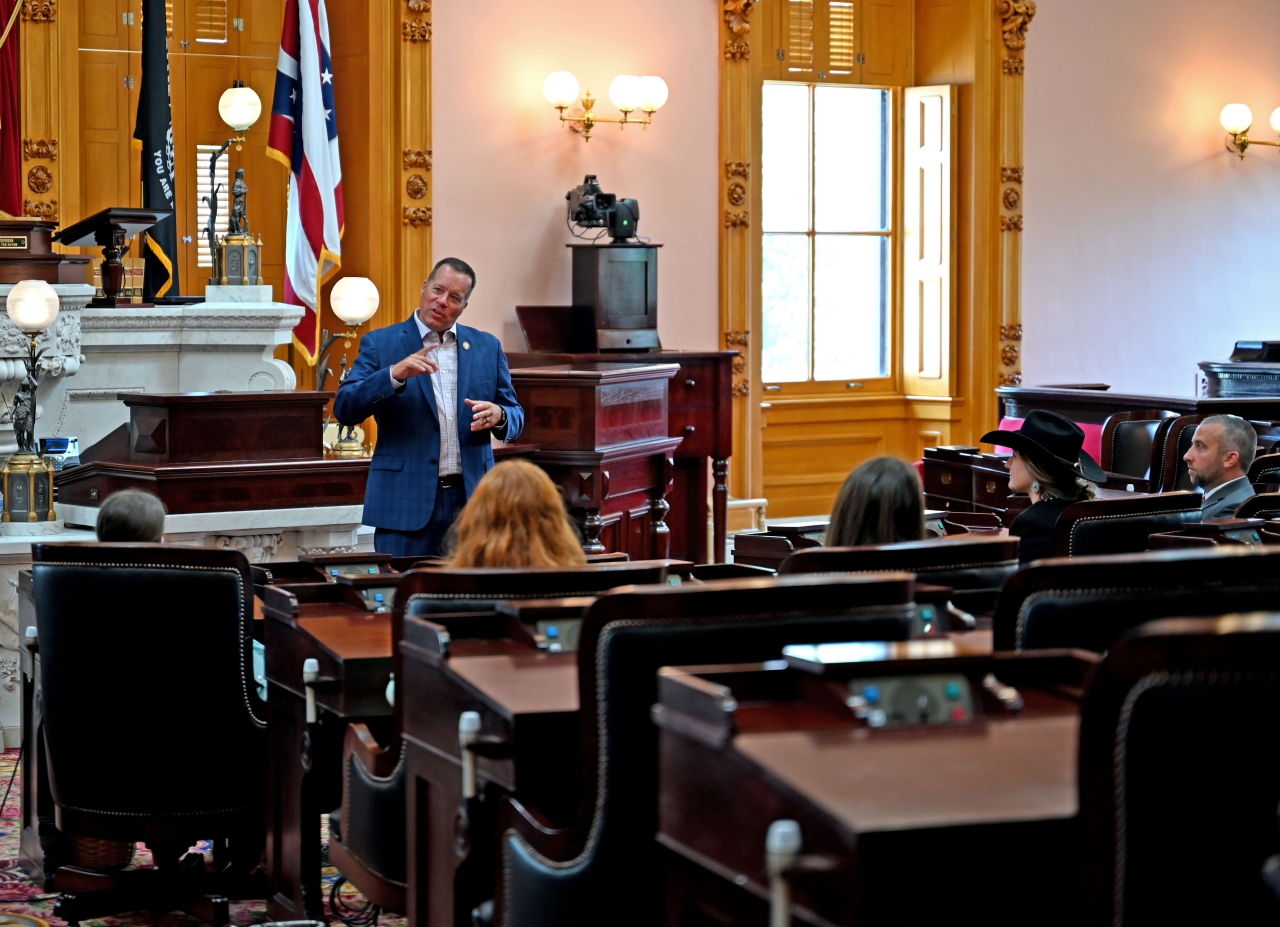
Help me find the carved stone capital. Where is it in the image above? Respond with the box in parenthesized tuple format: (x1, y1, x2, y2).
(214, 533, 283, 564)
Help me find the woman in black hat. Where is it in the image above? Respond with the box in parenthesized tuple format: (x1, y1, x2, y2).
(980, 410, 1105, 563)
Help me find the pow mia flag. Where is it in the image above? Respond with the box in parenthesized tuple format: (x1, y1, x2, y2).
(133, 0, 179, 300)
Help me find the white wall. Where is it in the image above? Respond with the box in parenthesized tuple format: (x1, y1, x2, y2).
(1023, 0, 1280, 396)
(431, 0, 721, 352)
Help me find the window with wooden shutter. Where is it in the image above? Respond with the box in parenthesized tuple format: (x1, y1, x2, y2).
(195, 0, 228, 44)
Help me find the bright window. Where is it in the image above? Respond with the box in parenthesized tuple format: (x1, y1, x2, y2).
(761, 82, 891, 384)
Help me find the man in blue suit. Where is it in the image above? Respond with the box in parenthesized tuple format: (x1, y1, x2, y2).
(334, 257, 524, 556)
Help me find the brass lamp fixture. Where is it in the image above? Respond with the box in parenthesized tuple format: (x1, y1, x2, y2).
(323, 276, 380, 459)
(543, 71, 669, 142)
(2, 280, 60, 523)
(206, 81, 263, 284)
(1220, 103, 1280, 159)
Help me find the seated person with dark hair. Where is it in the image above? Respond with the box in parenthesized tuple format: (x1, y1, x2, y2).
(827, 456, 925, 547)
(95, 489, 166, 542)
(1184, 414, 1257, 519)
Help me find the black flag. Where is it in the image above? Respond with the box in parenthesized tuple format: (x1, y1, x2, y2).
(133, 0, 179, 300)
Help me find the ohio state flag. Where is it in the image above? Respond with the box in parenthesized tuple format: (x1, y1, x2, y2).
(267, 0, 344, 364)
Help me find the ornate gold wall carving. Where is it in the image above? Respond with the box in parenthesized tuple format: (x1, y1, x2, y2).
(997, 0, 1035, 49)
(724, 41, 749, 60)
(724, 211, 749, 228)
(23, 200, 56, 221)
(402, 148, 431, 170)
(403, 206, 431, 227)
(22, 138, 56, 160)
(405, 174, 427, 199)
(723, 0, 754, 35)
(21, 0, 55, 23)
(26, 165, 51, 194)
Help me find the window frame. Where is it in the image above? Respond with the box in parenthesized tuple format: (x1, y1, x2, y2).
(758, 80, 902, 399)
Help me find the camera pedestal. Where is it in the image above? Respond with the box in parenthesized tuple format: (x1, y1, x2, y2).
(569, 243, 661, 351)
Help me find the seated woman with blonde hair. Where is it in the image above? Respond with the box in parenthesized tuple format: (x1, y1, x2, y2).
(446, 459, 587, 568)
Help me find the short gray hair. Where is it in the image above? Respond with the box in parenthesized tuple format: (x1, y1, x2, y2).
(96, 489, 166, 543)
(1201, 414, 1257, 472)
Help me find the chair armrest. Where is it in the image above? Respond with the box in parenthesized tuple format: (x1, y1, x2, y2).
(343, 722, 398, 779)
(498, 795, 581, 862)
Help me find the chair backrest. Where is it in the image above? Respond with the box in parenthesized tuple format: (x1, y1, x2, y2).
(1155, 414, 1205, 491)
(1052, 491, 1201, 558)
(506, 574, 917, 926)
(1077, 614, 1280, 926)
(30, 542, 264, 833)
(992, 546, 1280, 651)
(1101, 409, 1178, 479)
(1249, 452, 1280, 487)
(779, 535, 1020, 590)
(1234, 492, 1280, 520)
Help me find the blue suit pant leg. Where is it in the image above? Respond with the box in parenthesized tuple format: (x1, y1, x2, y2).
(373, 485, 467, 558)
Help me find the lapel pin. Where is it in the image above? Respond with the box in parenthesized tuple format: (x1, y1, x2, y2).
(463, 341, 471, 350)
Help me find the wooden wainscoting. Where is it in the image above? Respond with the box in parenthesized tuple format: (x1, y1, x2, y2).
(761, 394, 954, 518)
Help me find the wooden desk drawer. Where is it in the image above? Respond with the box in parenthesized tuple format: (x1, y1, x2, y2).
(668, 408, 712, 456)
(923, 461, 973, 499)
(667, 362, 718, 408)
(972, 467, 1012, 508)
(924, 493, 973, 513)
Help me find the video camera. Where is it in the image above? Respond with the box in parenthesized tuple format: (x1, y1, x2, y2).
(566, 175, 640, 242)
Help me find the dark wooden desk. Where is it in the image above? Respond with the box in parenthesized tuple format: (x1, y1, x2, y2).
(996, 386, 1280, 425)
(262, 582, 395, 922)
(399, 614, 581, 927)
(655, 648, 1097, 926)
(509, 351, 735, 563)
(510, 363, 683, 558)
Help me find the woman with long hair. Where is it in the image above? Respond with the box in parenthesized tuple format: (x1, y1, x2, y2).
(827, 456, 926, 548)
(446, 459, 587, 568)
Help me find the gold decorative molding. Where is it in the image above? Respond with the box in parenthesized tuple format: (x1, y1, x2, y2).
(726, 182, 747, 207)
(23, 200, 57, 221)
(402, 18, 430, 42)
(1002, 187, 1020, 210)
(22, 139, 56, 161)
(724, 161, 750, 180)
(402, 148, 431, 171)
(26, 166, 51, 194)
(998, 371, 1023, 387)
(21, 0, 55, 22)
(732, 356, 747, 375)
(1000, 324, 1023, 341)
(725, 330, 750, 347)
(723, 0, 754, 36)
(997, 0, 1035, 50)
(1000, 166, 1024, 184)
(1001, 343, 1019, 367)
(999, 214, 1023, 232)
(731, 381, 751, 397)
(406, 0, 429, 10)
(724, 41, 750, 61)
(1002, 56, 1025, 75)
(725, 211, 750, 228)
(402, 206, 432, 227)
(405, 174, 428, 199)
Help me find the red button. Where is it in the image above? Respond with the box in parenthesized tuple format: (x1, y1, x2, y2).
(950, 706, 968, 721)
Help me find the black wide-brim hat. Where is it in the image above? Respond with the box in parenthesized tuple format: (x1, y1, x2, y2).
(980, 409, 1106, 484)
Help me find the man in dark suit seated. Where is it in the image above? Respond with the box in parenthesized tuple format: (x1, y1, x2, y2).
(334, 257, 525, 556)
(1184, 414, 1257, 519)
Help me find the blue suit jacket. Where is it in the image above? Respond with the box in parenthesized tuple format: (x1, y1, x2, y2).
(333, 316, 524, 532)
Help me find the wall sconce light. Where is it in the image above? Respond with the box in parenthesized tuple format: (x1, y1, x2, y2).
(543, 71, 668, 142)
(1220, 103, 1280, 159)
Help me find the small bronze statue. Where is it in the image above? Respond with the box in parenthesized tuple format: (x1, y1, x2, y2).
(228, 168, 249, 236)
(11, 362, 39, 456)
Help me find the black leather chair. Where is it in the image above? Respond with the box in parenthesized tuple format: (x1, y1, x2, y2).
(1249, 452, 1280, 489)
(1236, 492, 1280, 520)
(29, 542, 266, 927)
(495, 573, 918, 927)
(992, 546, 1280, 652)
(1154, 414, 1205, 492)
(1051, 491, 1201, 557)
(329, 562, 673, 918)
(779, 536, 1019, 589)
(1100, 409, 1177, 485)
(1078, 613, 1280, 925)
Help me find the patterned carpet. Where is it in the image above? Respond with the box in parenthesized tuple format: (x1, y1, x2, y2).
(0, 750, 407, 926)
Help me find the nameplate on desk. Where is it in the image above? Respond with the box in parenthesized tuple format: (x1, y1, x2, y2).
(0, 236, 29, 250)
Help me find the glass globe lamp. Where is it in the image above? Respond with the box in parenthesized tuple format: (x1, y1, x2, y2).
(609, 75, 642, 113)
(638, 76, 669, 113)
(1220, 103, 1253, 135)
(331, 277, 380, 330)
(6, 279, 60, 334)
(219, 84, 263, 134)
(543, 72, 581, 109)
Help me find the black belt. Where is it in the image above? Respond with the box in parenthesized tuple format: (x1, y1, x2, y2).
(438, 473, 464, 490)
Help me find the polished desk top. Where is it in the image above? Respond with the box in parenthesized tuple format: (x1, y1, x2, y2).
(447, 651, 580, 717)
(735, 713, 1079, 832)
(296, 614, 391, 661)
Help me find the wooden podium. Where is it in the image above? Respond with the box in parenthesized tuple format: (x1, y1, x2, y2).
(56, 392, 369, 513)
(509, 350, 734, 562)
(510, 362, 682, 558)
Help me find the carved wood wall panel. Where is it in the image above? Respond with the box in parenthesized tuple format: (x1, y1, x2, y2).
(996, 0, 1034, 395)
